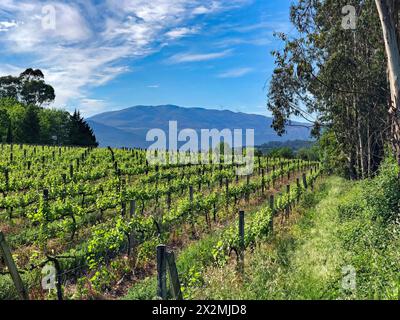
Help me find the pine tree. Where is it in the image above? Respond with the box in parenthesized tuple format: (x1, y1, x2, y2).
(22, 105, 40, 144)
(69, 110, 98, 147)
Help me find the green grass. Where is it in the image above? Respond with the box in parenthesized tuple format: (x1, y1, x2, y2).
(191, 166, 400, 300)
(123, 231, 223, 300)
(124, 199, 274, 300)
(125, 156, 400, 300)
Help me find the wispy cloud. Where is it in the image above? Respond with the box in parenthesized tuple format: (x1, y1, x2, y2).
(0, 0, 250, 109)
(0, 20, 18, 32)
(147, 84, 160, 88)
(216, 37, 271, 47)
(79, 98, 110, 116)
(165, 27, 199, 40)
(217, 67, 253, 78)
(232, 21, 292, 34)
(167, 49, 232, 64)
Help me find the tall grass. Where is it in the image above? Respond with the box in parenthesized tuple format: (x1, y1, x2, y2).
(192, 157, 400, 300)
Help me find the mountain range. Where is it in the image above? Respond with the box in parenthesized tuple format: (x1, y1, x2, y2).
(87, 105, 312, 149)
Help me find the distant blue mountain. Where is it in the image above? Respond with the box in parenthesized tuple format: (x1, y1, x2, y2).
(88, 105, 311, 148)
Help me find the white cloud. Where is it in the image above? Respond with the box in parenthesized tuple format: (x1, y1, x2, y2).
(216, 37, 271, 47)
(192, 6, 213, 15)
(165, 27, 199, 39)
(78, 98, 110, 116)
(167, 49, 232, 64)
(217, 67, 253, 78)
(147, 85, 160, 88)
(0, 20, 17, 32)
(0, 64, 23, 76)
(0, 0, 250, 109)
(234, 21, 292, 34)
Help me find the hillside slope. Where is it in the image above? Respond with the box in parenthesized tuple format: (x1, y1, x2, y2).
(191, 161, 400, 300)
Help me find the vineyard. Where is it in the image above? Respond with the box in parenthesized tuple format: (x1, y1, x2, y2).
(0, 144, 320, 300)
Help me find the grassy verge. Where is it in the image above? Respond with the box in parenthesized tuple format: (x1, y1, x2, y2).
(191, 158, 400, 300)
(190, 176, 346, 299)
(123, 170, 320, 300)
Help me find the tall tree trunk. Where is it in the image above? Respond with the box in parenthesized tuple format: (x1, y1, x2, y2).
(375, 0, 400, 164)
(367, 117, 372, 177)
(358, 113, 365, 179)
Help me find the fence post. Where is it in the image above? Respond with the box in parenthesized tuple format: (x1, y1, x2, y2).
(213, 203, 217, 223)
(166, 250, 183, 300)
(302, 173, 308, 189)
(286, 185, 290, 218)
(238, 211, 245, 273)
(129, 200, 136, 218)
(189, 186, 193, 203)
(245, 176, 250, 203)
(296, 178, 301, 203)
(225, 178, 229, 208)
(261, 169, 265, 195)
(269, 195, 274, 234)
(157, 245, 167, 300)
(0, 231, 29, 300)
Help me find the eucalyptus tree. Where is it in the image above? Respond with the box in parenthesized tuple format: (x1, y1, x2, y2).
(375, 0, 400, 167)
(267, 0, 389, 179)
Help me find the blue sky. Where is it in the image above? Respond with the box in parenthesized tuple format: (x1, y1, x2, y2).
(0, 0, 293, 117)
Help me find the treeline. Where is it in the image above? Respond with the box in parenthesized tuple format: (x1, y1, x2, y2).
(0, 69, 97, 146)
(267, 0, 400, 179)
(256, 140, 318, 161)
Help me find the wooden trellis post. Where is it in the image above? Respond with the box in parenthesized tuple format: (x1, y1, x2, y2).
(269, 195, 274, 234)
(156, 245, 183, 300)
(129, 200, 136, 218)
(165, 250, 183, 300)
(225, 178, 229, 208)
(157, 245, 167, 300)
(238, 211, 245, 274)
(0, 231, 29, 300)
(302, 173, 308, 189)
(261, 169, 265, 195)
(286, 185, 290, 218)
(296, 178, 301, 203)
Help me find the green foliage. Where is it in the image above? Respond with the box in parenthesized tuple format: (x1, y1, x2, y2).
(0, 68, 55, 107)
(0, 68, 98, 147)
(69, 110, 98, 147)
(0, 98, 97, 146)
(192, 159, 400, 300)
(267, 147, 294, 159)
(361, 155, 400, 222)
(22, 105, 40, 144)
(317, 130, 348, 177)
(334, 157, 400, 299)
(38, 108, 71, 145)
(257, 140, 314, 155)
(296, 145, 319, 162)
(0, 143, 316, 299)
(267, 0, 389, 178)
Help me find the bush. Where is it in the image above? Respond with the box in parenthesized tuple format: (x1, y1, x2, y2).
(336, 154, 400, 299)
(362, 155, 400, 222)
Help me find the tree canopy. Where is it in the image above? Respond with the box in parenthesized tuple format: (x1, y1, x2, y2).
(0, 68, 55, 106)
(267, 0, 396, 179)
(0, 69, 98, 147)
